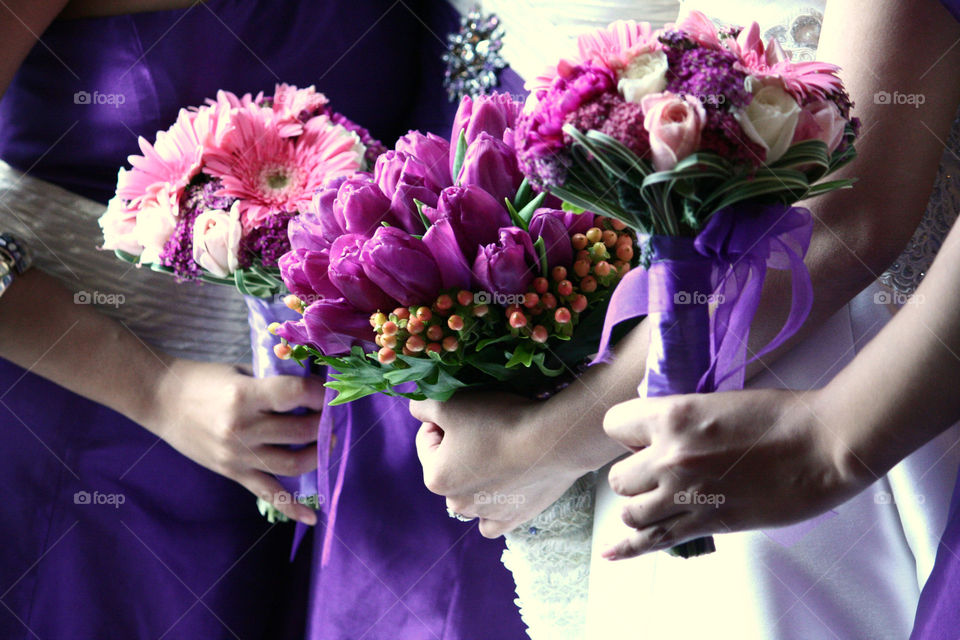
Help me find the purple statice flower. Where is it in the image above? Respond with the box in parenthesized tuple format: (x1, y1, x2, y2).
(699, 110, 766, 166)
(564, 93, 650, 158)
(326, 110, 387, 167)
(657, 29, 697, 51)
(516, 113, 571, 190)
(239, 212, 294, 268)
(159, 177, 232, 281)
(664, 46, 751, 111)
(517, 64, 616, 189)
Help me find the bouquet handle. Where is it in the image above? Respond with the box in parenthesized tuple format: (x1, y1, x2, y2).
(244, 295, 320, 555)
(595, 207, 815, 558)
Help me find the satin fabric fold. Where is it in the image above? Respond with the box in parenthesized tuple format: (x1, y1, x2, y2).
(597, 203, 814, 394)
(245, 295, 320, 558)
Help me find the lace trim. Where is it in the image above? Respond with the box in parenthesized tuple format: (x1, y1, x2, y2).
(501, 472, 597, 640)
(880, 109, 960, 295)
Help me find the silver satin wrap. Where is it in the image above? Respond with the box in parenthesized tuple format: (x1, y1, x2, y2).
(0, 159, 250, 364)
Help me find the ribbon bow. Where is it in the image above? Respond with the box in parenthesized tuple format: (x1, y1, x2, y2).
(596, 203, 814, 391)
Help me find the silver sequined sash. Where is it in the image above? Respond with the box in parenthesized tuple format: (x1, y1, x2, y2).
(0, 160, 250, 364)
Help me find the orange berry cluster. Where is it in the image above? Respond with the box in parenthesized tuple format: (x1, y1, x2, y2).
(507, 216, 635, 342)
(370, 289, 490, 364)
(569, 216, 634, 290)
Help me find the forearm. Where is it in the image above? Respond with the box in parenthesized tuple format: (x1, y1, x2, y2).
(748, 0, 960, 377)
(815, 219, 960, 481)
(535, 319, 650, 473)
(0, 269, 167, 424)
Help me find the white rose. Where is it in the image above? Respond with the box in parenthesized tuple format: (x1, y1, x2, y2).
(98, 194, 142, 256)
(192, 201, 241, 278)
(736, 80, 801, 163)
(134, 186, 178, 264)
(618, 51, 669, 104)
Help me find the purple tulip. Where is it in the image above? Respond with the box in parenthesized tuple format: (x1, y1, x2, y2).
(374, 151, 442, 233)
(328, 234, 396, 312)
(457, 132, 523, 205)
(303, 176, 350, 245)
(278, 298, 374, 356)
(276, 316, 310, 346)
(473, 227, 539, 296)
(333, 177, 395, 238)
(395, 131, 452, 191)
(449, 93, 523, 172)
(360, 226, 442, 306)
(546, 207, 596, 235)
(278, 247, 340, 301)
(287, 209, 331, 253)
(528, 210, 573, 270)
(423, 185, 511, 262)
(422, 218, 472, 290)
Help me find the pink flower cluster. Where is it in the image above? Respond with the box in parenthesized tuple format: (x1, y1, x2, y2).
(518, 11, 856, 187)
(99, 84, 377, 279)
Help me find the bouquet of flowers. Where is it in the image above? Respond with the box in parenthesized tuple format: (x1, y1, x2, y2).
(274, 93, 640, 404)
(99, 83, 382, 296)
(97, 83, 384, 522)
(516, 13, 860, 557)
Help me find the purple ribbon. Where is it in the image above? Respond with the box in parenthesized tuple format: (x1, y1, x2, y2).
(244, 295, 321, 559)
(597, 203, 814, 393)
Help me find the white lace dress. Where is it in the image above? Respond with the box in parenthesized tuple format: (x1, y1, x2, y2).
(445, 4, 682, 637)
(586, 2, 960, 639)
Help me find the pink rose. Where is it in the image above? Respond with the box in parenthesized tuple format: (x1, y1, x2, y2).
(133, 185, 179, 264)
(792, 100, 846, 153)
(192, 201, 242, 278)
(98, 194, 142, 256)
(641, 92, 707, 171)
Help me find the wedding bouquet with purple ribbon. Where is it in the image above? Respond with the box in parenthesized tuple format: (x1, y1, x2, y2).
(98, 84, 384, 526)
(516, 12, 859, 557)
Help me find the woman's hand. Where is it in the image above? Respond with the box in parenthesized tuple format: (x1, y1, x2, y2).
(143, 358, 326, 525)
(411, 392, 588, 538)
(600, 389, 869, 560)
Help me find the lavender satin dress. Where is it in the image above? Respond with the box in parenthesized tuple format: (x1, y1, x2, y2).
(0, 2, 524, 639)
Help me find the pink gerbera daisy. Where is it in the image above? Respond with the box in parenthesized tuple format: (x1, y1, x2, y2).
(203, 104, 364, 228)
(116, 108, 208, 208)
(731, 22, 844, 102)
(672, 10, 724, 49)
(271, 83, 330, 137)
(527, 20, 661, 94)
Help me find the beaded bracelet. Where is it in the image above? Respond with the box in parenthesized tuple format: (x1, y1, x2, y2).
(0, 233, 31, 298)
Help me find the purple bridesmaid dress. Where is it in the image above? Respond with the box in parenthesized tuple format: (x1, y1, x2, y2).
(0, 2, 524, 639)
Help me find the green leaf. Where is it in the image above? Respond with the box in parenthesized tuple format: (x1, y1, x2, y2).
(114, 249, 141, 264)
(531, 352, 565, 377)
(504, 198, 528, 230)
(505, 342, 536, 368)
(414, 199, 432, 232)
(475, 334, 516, 352)
(452, 129, 468, 185)
(516, 192, 547, 227)
(561, 201, 585, 214)
(804, 178, 857, 199)
(324, 380, 381, 405)
(513, 177, 534, 211)
(417, 367, 471, 401)
(383, 355, 438, 384)
(533, 236, 549, 277)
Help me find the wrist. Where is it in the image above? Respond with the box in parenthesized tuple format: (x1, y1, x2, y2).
(806, 386, 876, 494)
(530, 393, 628, 476)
